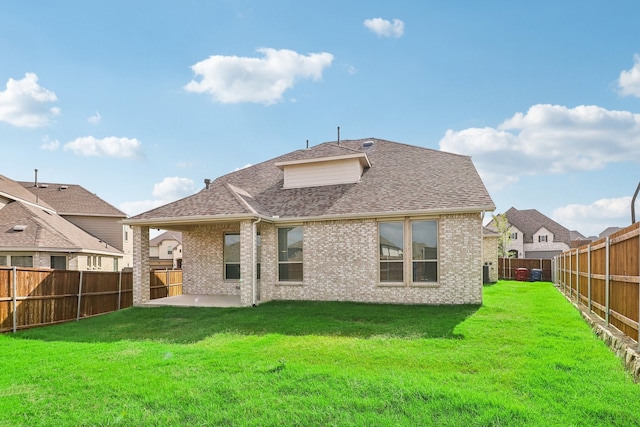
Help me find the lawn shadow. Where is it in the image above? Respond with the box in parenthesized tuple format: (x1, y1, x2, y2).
(11, 301, 480, 344)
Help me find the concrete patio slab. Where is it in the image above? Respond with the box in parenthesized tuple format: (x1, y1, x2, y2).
(137, 294, 243, 308)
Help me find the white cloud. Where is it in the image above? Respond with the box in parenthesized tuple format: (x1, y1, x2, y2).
(120, 176, 196, 216)
(363, 18, 405, 38)
(88, 111, 101, 124)
(40, 136, 60, 151)
(0, 72, 60, 127)
(618, 54, 640, 97)
(152, 176, 196, 201)
(439, 104, 640, 192)
(184, 48, 334, 104)
(553, 197, 634, 237)
(63, 136, 142, 158)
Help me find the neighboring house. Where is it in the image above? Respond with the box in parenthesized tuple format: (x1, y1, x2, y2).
(124, 138, 495, 306)
(0, 174, 124, 270)
(490, 207, 571, 259)
(149, 231, 182, 269)
(599, 226, 623, 239)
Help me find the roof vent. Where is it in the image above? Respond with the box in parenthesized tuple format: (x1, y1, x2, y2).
(13, 225, 27, 232)
(59, 185, 68, 190)
(362, 140, 374, 149)
(38, 184, 49, 188)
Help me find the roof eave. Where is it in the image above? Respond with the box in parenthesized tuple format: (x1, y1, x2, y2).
(121, 205, 495, 227)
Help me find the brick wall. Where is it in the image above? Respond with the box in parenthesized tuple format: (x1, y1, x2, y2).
(182, 223, 241, 296)
(181, 213, 484, 305)
(482, 235, 499, 283)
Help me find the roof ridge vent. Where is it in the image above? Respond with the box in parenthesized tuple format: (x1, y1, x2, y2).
(362, 140, 374, 149)
(59, 185, 69, 190)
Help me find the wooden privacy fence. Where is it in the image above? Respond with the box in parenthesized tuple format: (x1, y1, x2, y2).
(0, 268, 182, 333)
(555, 222, 640, 347)
(498, 258, 552, 281)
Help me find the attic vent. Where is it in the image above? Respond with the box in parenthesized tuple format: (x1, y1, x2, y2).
(13, 225, 27, 232)
(362, 141, 374, 149)
(38, 184, 49, 188)
(59, 185, 68, 190)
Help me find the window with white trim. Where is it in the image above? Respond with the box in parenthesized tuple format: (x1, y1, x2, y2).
(538, 235, 548, 242)
(278, 227, 303, 281)
(224, 233, 240, 280)
(379, 222, 404, 282)
(379, 219, 439, 284)
(411, 220, 438, 282)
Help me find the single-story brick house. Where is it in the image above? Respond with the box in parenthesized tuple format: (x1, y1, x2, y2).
(124, 138, 495, 306)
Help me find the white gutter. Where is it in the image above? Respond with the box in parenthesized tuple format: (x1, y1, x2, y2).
(252, 217, 262, 306)
(121, 205, 496, 228)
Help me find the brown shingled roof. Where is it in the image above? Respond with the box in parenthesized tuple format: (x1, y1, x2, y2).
(0, 200, 122, 254)
(128, 138, 495, 223)
(504, 207, 571, 244)
(19, 182, 126, 217)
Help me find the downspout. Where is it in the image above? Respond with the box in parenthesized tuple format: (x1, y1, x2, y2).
(480, 211, 485, 290)
(252, 217, 262, 307)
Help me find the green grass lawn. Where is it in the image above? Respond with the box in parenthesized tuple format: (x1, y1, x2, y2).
(1, 281, 639, 426)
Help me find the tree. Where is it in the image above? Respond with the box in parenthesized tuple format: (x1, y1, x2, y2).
(491, 213, 512, 258)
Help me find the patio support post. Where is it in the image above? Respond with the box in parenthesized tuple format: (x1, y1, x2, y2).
(239, 220, 254, 307)
(133, 226, 150, 304)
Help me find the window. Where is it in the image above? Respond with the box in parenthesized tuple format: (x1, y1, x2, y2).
(167, 246, 173, 255)
(224, 233, 241, 280)
(88, 256, 102, 270)
(278, 227, 303, 281)
(510, 232, 518, 240)
(50, 256, 67, 270)
(11, 256, 33, 268)
(379, 222, 404, 282)
(412, 220, 438, 282)
(0, 256, 6, 266)
(538, 235, 548, 243)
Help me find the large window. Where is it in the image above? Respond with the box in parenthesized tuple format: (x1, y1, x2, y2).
(0, 256, 6, 266)
(412, 220, 438, 282)
(379, 220, 439, 284)
(379, 222, 404, 282)
(278, 227, 303, 281)
(224, 233, 261, 280)
(11, 256, 33, 268)
(224, 233, 241, 280)
(51, 256, 67, 270)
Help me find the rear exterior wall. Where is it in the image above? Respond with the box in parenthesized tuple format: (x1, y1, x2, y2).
(181, 213, 483, 305)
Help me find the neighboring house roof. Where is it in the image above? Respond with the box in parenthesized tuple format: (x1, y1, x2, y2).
(0, 174, 54, 211)
(569, 230, 587, 241)
(599, 226, 623, 239)
(150, 231, 183, 246)
(19, 181, 126, 217)
(0, 200, 121, 254)
(483, 226, 499, 236)
(503, 207, 571, 244)
(127, 138, 495, 225)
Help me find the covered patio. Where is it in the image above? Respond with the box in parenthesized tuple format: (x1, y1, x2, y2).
(138, 294, 243, 308)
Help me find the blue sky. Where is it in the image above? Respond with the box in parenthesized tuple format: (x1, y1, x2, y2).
(2, 1, 640, 237)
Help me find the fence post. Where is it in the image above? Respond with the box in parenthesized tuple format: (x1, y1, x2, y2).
(576, 250, 580, 304)
(76, 271, 83, 321)
(12, 266, 17, 333)
(587, 243, 592, 313)
(568, 250, 572, 299)
(605, 236, 610, 326)
(117, 270, 122, 311)
(166, 269, 170, 297)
